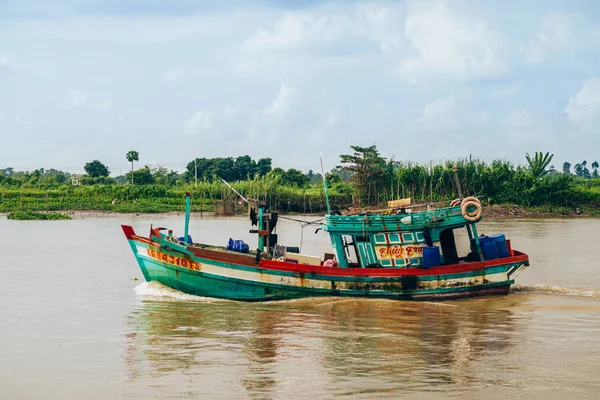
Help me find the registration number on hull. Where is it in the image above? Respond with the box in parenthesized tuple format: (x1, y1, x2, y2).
(146, 248, 202, 271)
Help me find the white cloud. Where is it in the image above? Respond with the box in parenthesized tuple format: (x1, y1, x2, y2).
(183, 104, 240, 139)
(163, 67, 184, 82)
(309, 111, 341, 142)
(248, 83, 298, 141)
(502, 108, 538, 144)
(243, 12, 349, 53)
(4, 11, 270, 46)
(66, 90, 89, 108)
(490, 83, 521, 99)
(565, 77, 600, 127)
(467, 111, 491, 127)
(233, 11, 353, 77)
(321, 112, 340, 129)
(233, 3, 407, 76)
(263, 83, 297, 119)
(503, 107, 533, 128)
(520, 12, 578, 64)
(0, 56, 10, 69)
(13, 113, 36, 126)
(240, 3, 407, 56)
(355, 2, 406, 56)
(95, 100, 112, 111)
(399, 0, 508, 83)
(416, 96, 457, 131)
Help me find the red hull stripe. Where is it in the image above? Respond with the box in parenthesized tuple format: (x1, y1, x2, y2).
(259, 254, 527, 277)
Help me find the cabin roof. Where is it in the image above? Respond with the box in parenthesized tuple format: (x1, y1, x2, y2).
(321, 206, 474, 234)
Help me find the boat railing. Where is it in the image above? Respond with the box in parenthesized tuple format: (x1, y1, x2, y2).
(323, 205, 467, 233)
(341, 199, 456, 216)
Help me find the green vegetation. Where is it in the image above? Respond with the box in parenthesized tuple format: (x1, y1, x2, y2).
(83, 160, 110, 178)
(525, 151, 553, 180)
(1, 147, 600, 216)
(0, 178, 348, 214)
(7, 211, 72, 220)
(126, 150, 139, 185)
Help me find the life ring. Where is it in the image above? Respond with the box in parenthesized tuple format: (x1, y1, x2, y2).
(460, 197, 482, 222)
(461, 196, 481, 208)
(450, 198, 461, 207)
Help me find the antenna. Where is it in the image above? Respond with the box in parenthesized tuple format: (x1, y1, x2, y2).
(453, 163, 463, 200)
(320, 152, 332, 215)
(221, 179, 249, 203)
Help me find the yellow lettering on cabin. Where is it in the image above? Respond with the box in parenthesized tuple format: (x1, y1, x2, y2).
(376, 245, 425, 260)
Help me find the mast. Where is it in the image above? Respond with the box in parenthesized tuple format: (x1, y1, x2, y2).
(320, 153, 332, 215)
(184, 192, 191, 244)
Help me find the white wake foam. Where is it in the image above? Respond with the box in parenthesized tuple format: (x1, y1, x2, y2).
(134, 281, 222, 302)
(512, 284, 600, 298)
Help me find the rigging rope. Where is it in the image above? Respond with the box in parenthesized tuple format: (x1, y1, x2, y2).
(277, 215, 325, 225)
(277, 215, 326, 253)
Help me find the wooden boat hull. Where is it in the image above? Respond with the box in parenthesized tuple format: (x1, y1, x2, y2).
(123, 225, 528, 302)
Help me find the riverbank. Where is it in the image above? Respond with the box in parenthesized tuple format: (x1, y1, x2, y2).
(484, 204, 592, 219)
(1, 204, 594, 220)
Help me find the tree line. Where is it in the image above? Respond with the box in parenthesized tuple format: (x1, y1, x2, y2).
(2, 146, 600, 212)
(0, 153, 313, 188)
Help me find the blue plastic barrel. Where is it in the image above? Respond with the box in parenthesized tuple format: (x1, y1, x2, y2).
(490, 234, 509, 258)
(178, 235, 193, 245)
(478, 235, 489, 252)
(480, 236, 498, 260)
(423, 246, 441, 268)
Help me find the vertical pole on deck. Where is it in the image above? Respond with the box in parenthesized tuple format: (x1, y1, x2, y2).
(184, 192, 191, 244)
(265, 217, 270, 255)
(469, 223, 484, 261)
(258, 206, 264, 251)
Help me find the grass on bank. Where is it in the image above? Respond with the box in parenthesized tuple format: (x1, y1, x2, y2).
(7, 211, 72, 220)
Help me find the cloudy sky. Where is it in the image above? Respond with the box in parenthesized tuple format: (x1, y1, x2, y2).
(1, 0, 599, 175)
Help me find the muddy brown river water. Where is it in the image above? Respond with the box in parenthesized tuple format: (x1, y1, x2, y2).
(1, 215, 599, 399)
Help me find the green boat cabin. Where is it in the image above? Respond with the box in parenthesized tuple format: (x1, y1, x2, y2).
(320, 206, 483, 268)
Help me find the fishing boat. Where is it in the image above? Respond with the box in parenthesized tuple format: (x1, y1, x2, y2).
(122, 190, 529, 301)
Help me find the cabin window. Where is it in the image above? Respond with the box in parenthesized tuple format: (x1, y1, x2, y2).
(439, 228, 459, 265)
(402, 232, 415, 242)
(440, 227, 479, 264)
(415, 232, 425, 243)
(373, 234, 387, 244)
(340, 235, 359, 266)
(388, 233, 400, 243)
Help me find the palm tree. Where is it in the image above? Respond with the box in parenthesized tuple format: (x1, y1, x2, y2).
(592, 161, 599, 177)
(525, 151, 554, 180)
(581, 160, 591, 178)
(126, 150, 139, 185)
(562, 161, 571, 175)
